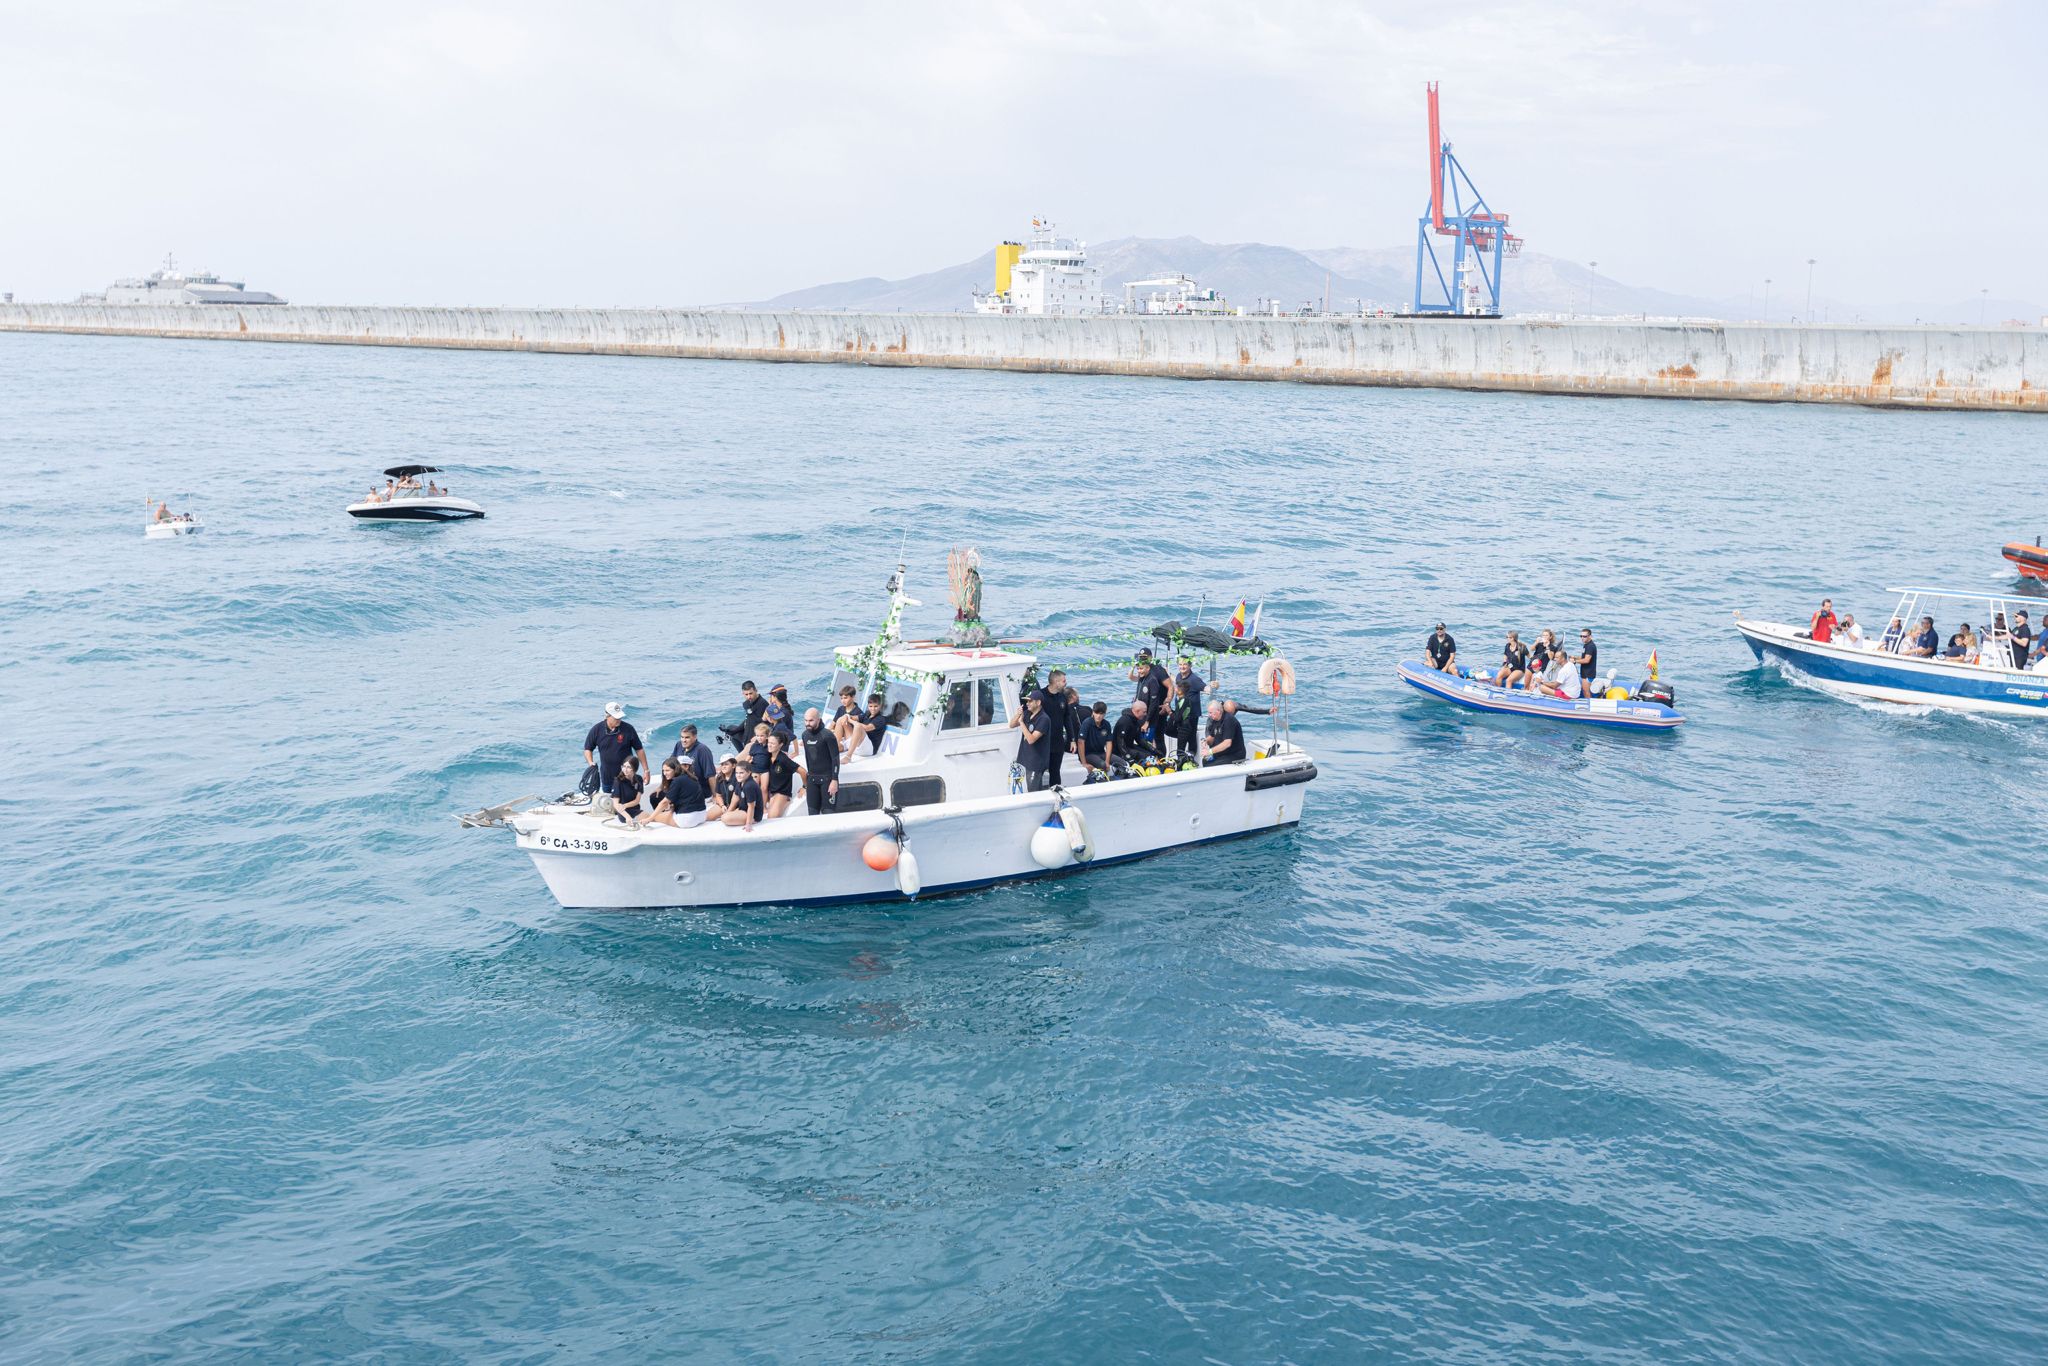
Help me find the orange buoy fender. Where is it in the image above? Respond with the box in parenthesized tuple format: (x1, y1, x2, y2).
(862, 833, 899, 871)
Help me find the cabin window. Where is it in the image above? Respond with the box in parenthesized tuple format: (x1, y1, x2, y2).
(976, 677, 1006, 727)
(834, 781, 883, 813)
(891, 776, 946, 808)
(940, 681, 976, 731)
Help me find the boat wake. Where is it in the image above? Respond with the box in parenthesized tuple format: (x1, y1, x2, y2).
(1765, 658, 2039, 740)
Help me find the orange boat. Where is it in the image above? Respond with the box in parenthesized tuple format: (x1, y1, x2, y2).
(2002, 540, 2048, 581)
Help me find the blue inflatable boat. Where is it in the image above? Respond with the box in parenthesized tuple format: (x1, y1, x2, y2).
(1397, 660, 1685, 731)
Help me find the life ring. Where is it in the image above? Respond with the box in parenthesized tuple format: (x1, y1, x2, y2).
(1258, 656, 1297, 696)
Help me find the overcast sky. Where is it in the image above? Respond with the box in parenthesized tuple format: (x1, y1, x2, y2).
(1, 0, 2040, 309)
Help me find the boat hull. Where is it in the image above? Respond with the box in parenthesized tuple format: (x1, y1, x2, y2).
(347, 497, 484, 522)
(1396, 660, 1682, 730)
(1736, 619, 2048, 716)
(2001, 541, 2048, 582)
(144, 521, 201, 538)
(510, 755, 1316, 909)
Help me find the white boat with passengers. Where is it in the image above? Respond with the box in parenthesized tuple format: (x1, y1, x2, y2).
(1737, 586, 2048, 716)
(463, 564, 1318, 909)
(144, 498, 202, 538)
(346, 465, 485, 522)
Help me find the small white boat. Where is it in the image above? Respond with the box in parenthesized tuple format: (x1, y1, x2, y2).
(346, 465, 484, 522)
(1737, 585, 2048, 717)
(462, 563, 1317, 910)
(144, 499, 201, 538)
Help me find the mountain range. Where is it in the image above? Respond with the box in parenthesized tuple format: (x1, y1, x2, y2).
(755, 236, 2044, 327)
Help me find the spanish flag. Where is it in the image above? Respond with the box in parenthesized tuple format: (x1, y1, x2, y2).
(1229, 600, 1248, 639)
(1647, 649, 1660, 679)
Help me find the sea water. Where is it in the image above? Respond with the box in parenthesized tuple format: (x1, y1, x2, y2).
(1, 331, 2044, 1362)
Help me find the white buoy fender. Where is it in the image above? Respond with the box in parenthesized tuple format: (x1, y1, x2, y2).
(1057, 805, 1094, 864)
(895, 846, 922, 898)
(1258, 656, 1297, 696)
(1029, 817, 1072, 871)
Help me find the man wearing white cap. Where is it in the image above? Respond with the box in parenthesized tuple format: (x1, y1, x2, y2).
(582, 701, 647, 805)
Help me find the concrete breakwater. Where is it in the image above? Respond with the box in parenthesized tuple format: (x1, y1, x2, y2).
(1, 302, 2041, 411)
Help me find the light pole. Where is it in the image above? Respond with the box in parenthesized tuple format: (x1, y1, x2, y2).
(1805, 259, 1816, 322)
(1763, 277, 1772, 319)
(1587, 261, 1598, 316)
(1979, 288, 1989, 326)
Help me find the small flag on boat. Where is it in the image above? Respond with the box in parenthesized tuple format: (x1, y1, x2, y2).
(1229, 600, 1248, 638)
(1647, 650, 1660, 679)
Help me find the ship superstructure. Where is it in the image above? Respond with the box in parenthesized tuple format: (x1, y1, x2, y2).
(84, 255, 286, 306)
(972, 220, 1101, 315)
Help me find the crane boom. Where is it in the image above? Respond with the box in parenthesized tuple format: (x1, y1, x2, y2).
(1427, 81, 1445, 234)
(1410, 82, 1520, 316)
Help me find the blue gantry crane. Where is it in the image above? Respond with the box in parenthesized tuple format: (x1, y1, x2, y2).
(1411, 82, 1521, 317)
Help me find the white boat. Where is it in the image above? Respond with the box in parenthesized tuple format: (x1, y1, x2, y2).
(1737, 586, 2048, 716)
(346, 465, 484, 522)
(144, 499, 201, 537)
(464, 565, 1318, 909)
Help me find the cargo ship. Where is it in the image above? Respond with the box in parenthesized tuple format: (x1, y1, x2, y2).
(972, 219, 1102, 315)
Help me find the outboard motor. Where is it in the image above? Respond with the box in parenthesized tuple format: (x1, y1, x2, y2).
(1634, 679, 1676, 708)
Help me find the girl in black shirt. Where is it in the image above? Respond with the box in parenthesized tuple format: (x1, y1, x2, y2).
(712, 759, 761, 830)
(761, 732, 801, 819)
(611, 758, 645, 827)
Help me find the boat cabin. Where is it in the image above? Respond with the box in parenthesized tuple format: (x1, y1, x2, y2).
(815, 641, 1040, 815)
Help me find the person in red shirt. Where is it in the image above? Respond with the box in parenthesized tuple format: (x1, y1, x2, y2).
(1809, 598, 1838, 643)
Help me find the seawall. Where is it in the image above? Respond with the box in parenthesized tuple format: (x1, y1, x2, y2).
(1, 302, 2041, 411)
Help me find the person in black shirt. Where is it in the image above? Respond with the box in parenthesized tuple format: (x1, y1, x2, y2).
(854, 693, 892, 755)
(1077, 701, 1114, 782)
(710, 755, 761, 829)
(1494, 630, 1531, 687)
(829, 685, 866, 758)
(1426, 623, 1457, 672)
(1574, 628, 1599, 691)
(1200, 699, 1247, 765)
(760, 731, 801, 819)
(667, 724, 717, 793)
(1168, 657, 1206, 759)
(644, 758, 707, 829)
(1131, 649, 1170, 719)
(718, 681, 770, 749)
(1031, 668, 1070, 785)
(611, 757, 646, 827)
(1112, 700, 1164, 769)
(2013, 610, 2035, 668)
(1010, 690, 1053, 792)
(763, 685, 796, 739)
(744, 723, 774, 776)
(582, 701, 647, 799)
(799, 708, 840, 815)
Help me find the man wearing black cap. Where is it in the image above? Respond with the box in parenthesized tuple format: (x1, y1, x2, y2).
(2012, 610, 2034, 668)
(1010, 690, 1054, 792)
(1131, 649, 1170, 719)
(1426, 624, 1458, 672)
